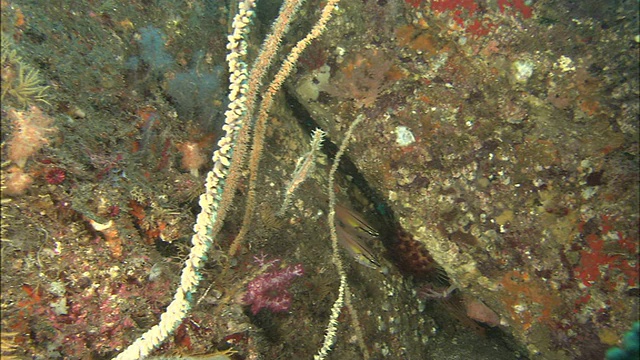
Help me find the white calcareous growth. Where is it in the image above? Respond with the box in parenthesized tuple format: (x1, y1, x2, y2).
(395, 125, 416, 147)
(511, 59, 535, 84)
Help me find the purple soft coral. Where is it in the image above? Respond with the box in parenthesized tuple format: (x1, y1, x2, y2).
(243, 262, 304, 315)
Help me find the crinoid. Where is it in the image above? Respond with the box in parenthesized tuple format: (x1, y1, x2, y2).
(1, 33, 49, 106)
(3, 64, 50, 106)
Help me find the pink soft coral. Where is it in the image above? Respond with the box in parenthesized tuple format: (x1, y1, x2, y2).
(242, 261, 304, 315)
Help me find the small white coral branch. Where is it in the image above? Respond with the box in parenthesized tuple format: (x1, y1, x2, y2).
(278, 128, 325, 215)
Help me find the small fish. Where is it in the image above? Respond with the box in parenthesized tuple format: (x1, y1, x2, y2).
(335, 204, 380, 238)
(336, 224, 380, 269)
(335, 205, 381, 269)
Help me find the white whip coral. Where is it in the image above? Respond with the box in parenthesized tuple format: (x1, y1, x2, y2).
(7, 105, 56, 168)
(277, 128, 325, 215)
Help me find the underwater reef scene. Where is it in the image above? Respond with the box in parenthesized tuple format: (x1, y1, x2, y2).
(1, 0, 638, 359)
